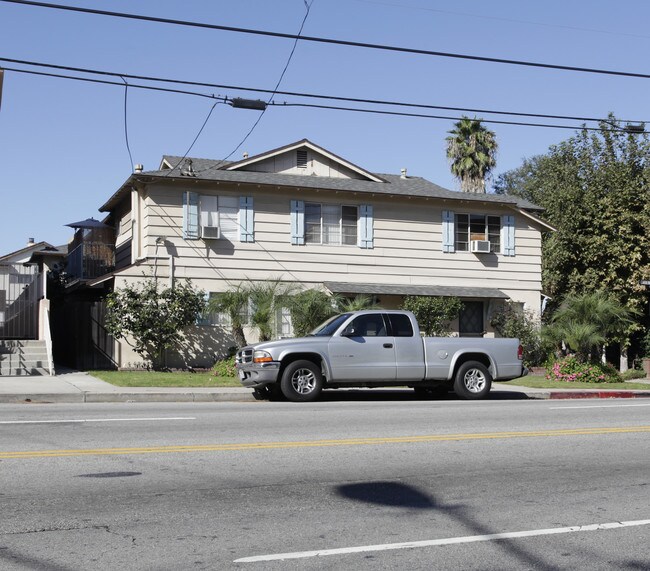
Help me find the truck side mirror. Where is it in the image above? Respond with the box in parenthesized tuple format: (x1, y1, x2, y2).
(341, 326, 357, 337)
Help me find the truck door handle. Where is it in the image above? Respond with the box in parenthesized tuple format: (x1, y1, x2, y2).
(383, 343, 393, 349)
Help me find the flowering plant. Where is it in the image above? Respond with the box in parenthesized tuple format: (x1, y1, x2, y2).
(546, 355, 619, 384)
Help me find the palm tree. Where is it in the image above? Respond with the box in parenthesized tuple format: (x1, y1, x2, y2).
(286, 289, 338, 337)
(248, 279, 295, 342)
(336, 294, 380, 312)
(543, 291, 636, 362)
(208, 286, 249, 348)
(446, 116, 498, 193)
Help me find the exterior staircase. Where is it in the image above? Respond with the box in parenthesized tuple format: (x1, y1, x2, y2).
(0, 340, 52, 376)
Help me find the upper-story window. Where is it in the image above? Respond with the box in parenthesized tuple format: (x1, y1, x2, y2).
(442, 210, 515, 256)
(305, 203, 358, 246)
(200, 195, 239, 240)
(456, 214, 501, 253)
(183, 192, 254, 243)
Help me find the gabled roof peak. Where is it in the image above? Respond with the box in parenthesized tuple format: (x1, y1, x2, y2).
(224, 139, 386, 183)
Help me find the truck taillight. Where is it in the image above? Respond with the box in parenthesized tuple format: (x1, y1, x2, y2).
(518, 344, 524, 360)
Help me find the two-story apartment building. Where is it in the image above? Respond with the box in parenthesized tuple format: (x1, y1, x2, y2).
(95, 139, 553, 369)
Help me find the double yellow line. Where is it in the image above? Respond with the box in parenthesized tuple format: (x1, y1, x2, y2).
(2, 426, 649, 459)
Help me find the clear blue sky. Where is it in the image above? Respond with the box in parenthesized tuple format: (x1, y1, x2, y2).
(2, 0, 650, 254)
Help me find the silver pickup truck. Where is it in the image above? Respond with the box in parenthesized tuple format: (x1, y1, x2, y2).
(236, 310, 526, 402)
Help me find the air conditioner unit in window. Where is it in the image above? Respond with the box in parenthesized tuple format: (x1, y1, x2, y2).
(470, 240, 491, 253)
(201, 225, 220, 239)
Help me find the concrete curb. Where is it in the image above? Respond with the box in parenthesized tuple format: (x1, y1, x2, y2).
(2, 388, 650, 404)
(0, 391, 257, 404)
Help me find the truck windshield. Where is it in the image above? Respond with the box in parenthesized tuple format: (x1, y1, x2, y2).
(309, 313, 352, 337)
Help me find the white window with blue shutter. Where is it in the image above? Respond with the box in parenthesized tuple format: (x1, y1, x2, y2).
(239, 196, 254, 243)
(290, 200, 305, 245)
(183, 191, 200, 240)
(442, 210, 455, 253)
(358, 204, 374, 249)
(501, 215, 515, 256)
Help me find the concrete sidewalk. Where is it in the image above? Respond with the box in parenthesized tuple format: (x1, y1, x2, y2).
(0, 371, 256, 403)
(0, 371, 649, 404)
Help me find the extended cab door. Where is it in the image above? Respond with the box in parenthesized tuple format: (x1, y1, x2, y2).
(328, 313, 396, 382)
(386, 313, 426, 382)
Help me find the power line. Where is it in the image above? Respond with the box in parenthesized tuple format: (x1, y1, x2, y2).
(273, 101, 619, 132)
(2, 57, 646, 126)
(217, 0, 314, 166)
(1, 65, 224, 100)
(4, 0, 650, 80)
(2, 64, 645, 135)
(352, 0, 650, 42)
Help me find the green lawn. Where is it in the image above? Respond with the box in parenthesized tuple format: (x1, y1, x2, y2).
(87, 370, 241, 388)
(504, 375, 650, 391)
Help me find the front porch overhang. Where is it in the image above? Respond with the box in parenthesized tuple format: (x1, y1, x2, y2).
(323, 282, 510, 299)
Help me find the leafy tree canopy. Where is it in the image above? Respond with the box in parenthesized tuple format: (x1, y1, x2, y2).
(494, 115, 650, 340)
(105, 278, 205, 369)
(401, 296, 463, 337)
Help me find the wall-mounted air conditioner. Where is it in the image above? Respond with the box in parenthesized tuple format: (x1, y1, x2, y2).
(201, 226, 220, 239)
(470, 240, 491, 253)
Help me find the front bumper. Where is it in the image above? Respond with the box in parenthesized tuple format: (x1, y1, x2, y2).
(236, 362, 281, 388)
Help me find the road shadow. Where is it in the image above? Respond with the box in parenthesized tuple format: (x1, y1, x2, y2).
(334, 481, 554, 569)
(317, 388, 530, 402)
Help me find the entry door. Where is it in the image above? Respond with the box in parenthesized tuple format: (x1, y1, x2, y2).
(328, 313, 396, 382)
(459, 301, 484, 337)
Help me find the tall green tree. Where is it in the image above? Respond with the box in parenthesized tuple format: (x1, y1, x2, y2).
(446, 116, 498, 193)
(494, 115, 650, 367)
(105, 279, 205, 369)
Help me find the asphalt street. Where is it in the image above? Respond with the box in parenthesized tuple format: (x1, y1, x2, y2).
(1, 398, 649, 570)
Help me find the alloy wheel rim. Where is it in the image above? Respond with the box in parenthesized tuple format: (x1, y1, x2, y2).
(464, 368, 486, 393)
(291, 368, 317, 394)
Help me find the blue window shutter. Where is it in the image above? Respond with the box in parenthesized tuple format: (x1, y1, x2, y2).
(183, 191, 200, 240)
(442, 210, 455, 253)
(239, 196, 254, 242)
(290, 200, 305, 245)
(359, 204, 374, 249)
(501, 215, 515, 256)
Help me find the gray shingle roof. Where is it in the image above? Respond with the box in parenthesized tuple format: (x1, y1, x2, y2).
(149, 155, 542, 211)
(100, 147, 543, 213)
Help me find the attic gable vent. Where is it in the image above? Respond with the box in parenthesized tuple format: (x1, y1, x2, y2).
(296, 149, 308, 169)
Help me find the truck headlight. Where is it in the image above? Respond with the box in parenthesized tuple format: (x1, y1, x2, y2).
(253, 350, 273, 363)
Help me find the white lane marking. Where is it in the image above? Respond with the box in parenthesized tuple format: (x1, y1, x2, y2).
(550, 404, 650, 409)
(0, 417, 196, 424)
(234, 519, 650, 563)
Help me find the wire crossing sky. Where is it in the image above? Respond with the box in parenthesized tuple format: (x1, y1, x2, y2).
(1, 0, 650, 253)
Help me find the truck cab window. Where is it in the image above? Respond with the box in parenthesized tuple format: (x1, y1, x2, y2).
(348, 314, 387, 337)
(387, 313, 414, 337)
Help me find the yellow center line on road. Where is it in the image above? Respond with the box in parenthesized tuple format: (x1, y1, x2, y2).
(2, 426, 649, 459)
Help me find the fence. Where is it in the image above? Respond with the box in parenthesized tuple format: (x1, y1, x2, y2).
(0, 263, 41, 339)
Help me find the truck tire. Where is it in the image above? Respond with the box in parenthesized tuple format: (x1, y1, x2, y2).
(453, 361, 492, 400)
(280, 360, 323, 402)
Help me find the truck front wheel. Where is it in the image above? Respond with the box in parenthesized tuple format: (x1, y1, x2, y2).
(280, 360, 323, 402)
(453, 361, 492, 400)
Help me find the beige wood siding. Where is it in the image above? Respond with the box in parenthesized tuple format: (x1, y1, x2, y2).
(116, 183, 543, 303)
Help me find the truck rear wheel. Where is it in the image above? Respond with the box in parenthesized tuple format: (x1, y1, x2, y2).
(453, 361, 492, 400)
(280, 360, 323, 402)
